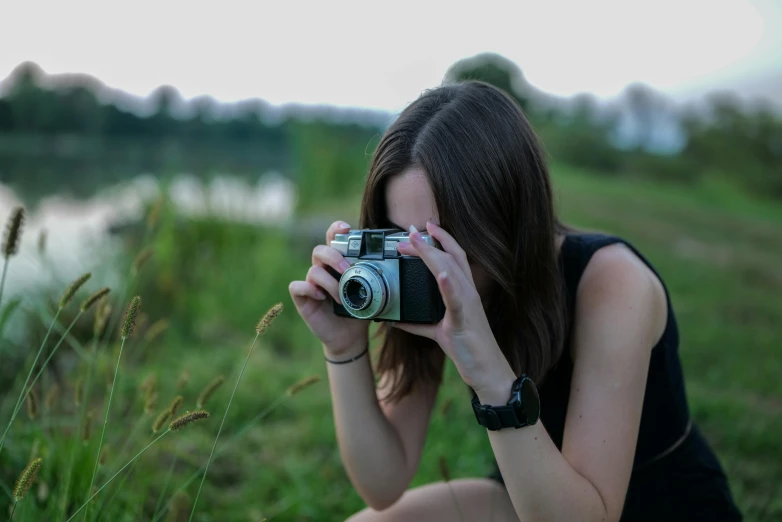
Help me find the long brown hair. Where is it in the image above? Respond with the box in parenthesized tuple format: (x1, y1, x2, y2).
(360, 80, 567, 402)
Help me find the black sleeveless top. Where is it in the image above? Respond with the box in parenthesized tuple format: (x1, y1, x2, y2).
(489, 233, 742, 521)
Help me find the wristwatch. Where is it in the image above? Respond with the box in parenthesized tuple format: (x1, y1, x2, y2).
(472, 374, 540, 431)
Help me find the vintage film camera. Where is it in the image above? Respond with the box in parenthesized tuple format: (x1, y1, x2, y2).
(329, 229, 445, 323)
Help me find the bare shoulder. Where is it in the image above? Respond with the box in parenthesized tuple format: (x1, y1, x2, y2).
(574, 242, 668, 352)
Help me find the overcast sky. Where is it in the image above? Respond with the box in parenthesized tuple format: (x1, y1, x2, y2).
(2, 0, 780, 112)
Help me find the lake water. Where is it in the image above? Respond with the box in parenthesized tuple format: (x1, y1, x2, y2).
(0, 172, 297, 298)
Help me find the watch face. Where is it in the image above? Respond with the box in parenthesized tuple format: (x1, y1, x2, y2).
(521, 378, 540, 424)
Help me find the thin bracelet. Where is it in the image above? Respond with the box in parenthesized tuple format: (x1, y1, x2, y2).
(325, 344, 369, 365)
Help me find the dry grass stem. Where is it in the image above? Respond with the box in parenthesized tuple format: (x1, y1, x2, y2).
(81, 287, 111, 312)
(439, 455, 451, 482)
(26, 388, 39, 420)
(286, 375, 321, 397)
(94, 300, 112, 339)
(37, 228, 47, 254)
(147, 197, 164, 230)
(74, 376, 84, 407)
(169, 410, 210, 431)
(166, 490, 190, 522)
(2, 206, 24, 258)
(196, 375, 225, 409)
(121, 296, 142, 339)
(45, 384, 59, 411)
(440, 397, 453, 416)
(13, 457, 42, 501)
(255, 302, 283, 335)
(59, 273, 92, 309)
(99, 445, 109, 465)
(82, 410, 93, 442)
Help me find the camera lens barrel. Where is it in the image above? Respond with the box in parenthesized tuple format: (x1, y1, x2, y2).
(338, 262, 389, 319)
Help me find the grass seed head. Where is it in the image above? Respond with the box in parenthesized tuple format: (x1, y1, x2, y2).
(131, 247, 153, 275)
(255, 302, 283, 335)
(2, 206, 24, 259)
(169, 410, 210, 431)
(59, 273, 92, 309)
(196, 375, 225, 409)
(152, 408, 172, 434)
(81, 287, 110, 312)
(144, 318, 169, 343)
(120, 296, 142, 339)
(144, 392, 158, 415)
(286, 375, 321, 397)
(140, 373, 157, 393)
(13, 457, 42, 501)
(168, 395, 184, 417)
(176, 368, 190, 390)
(26, 388, 39, 420)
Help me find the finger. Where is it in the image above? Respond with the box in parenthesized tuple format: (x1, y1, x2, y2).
(306, 265, 342, 303)
(407, 225, 464, 284)
(425, 222, 474, 286)
(437, 271, 464, 326)
(390, 321, 437, 340)
(289, 280, 327, 303)
(326, 220, 352, 243)
(312, 244, 351, 275)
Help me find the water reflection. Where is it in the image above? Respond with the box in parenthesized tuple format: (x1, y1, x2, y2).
(0, 172, 296, 295)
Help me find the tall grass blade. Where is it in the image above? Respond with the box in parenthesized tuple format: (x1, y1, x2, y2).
(188, 303, 282, 521)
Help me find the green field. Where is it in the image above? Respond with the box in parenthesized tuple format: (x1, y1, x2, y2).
(1, 164, 780, 521)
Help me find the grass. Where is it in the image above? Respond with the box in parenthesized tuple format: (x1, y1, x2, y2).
(0, 162, 780, 520)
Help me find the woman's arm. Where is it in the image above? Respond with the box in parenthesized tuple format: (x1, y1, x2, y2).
(396, 224, 667, 522)
(479, 244, 667, 522)
(326, 339, 439, 510)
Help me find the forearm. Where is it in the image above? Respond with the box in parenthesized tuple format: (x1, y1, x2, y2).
(325, 341, 410, 508)
(477, 383, 610, 522)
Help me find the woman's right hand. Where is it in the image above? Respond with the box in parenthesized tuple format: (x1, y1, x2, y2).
(289, 220, 370, 356)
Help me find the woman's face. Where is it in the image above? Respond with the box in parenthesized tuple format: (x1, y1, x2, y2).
(384, 167, 493, 298)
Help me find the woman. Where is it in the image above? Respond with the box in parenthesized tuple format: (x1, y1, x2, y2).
(288, 81, 742, 521)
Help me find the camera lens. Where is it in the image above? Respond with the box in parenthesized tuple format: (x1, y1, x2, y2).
(342, 277, 372, 311)
(337, 262, 389, 319)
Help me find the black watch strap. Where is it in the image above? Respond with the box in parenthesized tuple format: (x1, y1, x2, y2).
(471, 394, 528, 431)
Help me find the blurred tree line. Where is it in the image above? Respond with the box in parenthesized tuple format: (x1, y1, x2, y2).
(1, 55, 780, 205)
(446, 54, 782, 198)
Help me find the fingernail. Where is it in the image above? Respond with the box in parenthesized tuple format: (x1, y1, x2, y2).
(409, 224, 418, 234)
(339, 260, 350, 272)
(340, 222, 351, 229)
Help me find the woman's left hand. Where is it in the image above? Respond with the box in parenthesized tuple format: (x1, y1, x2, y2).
(394, 222, 515, 397)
